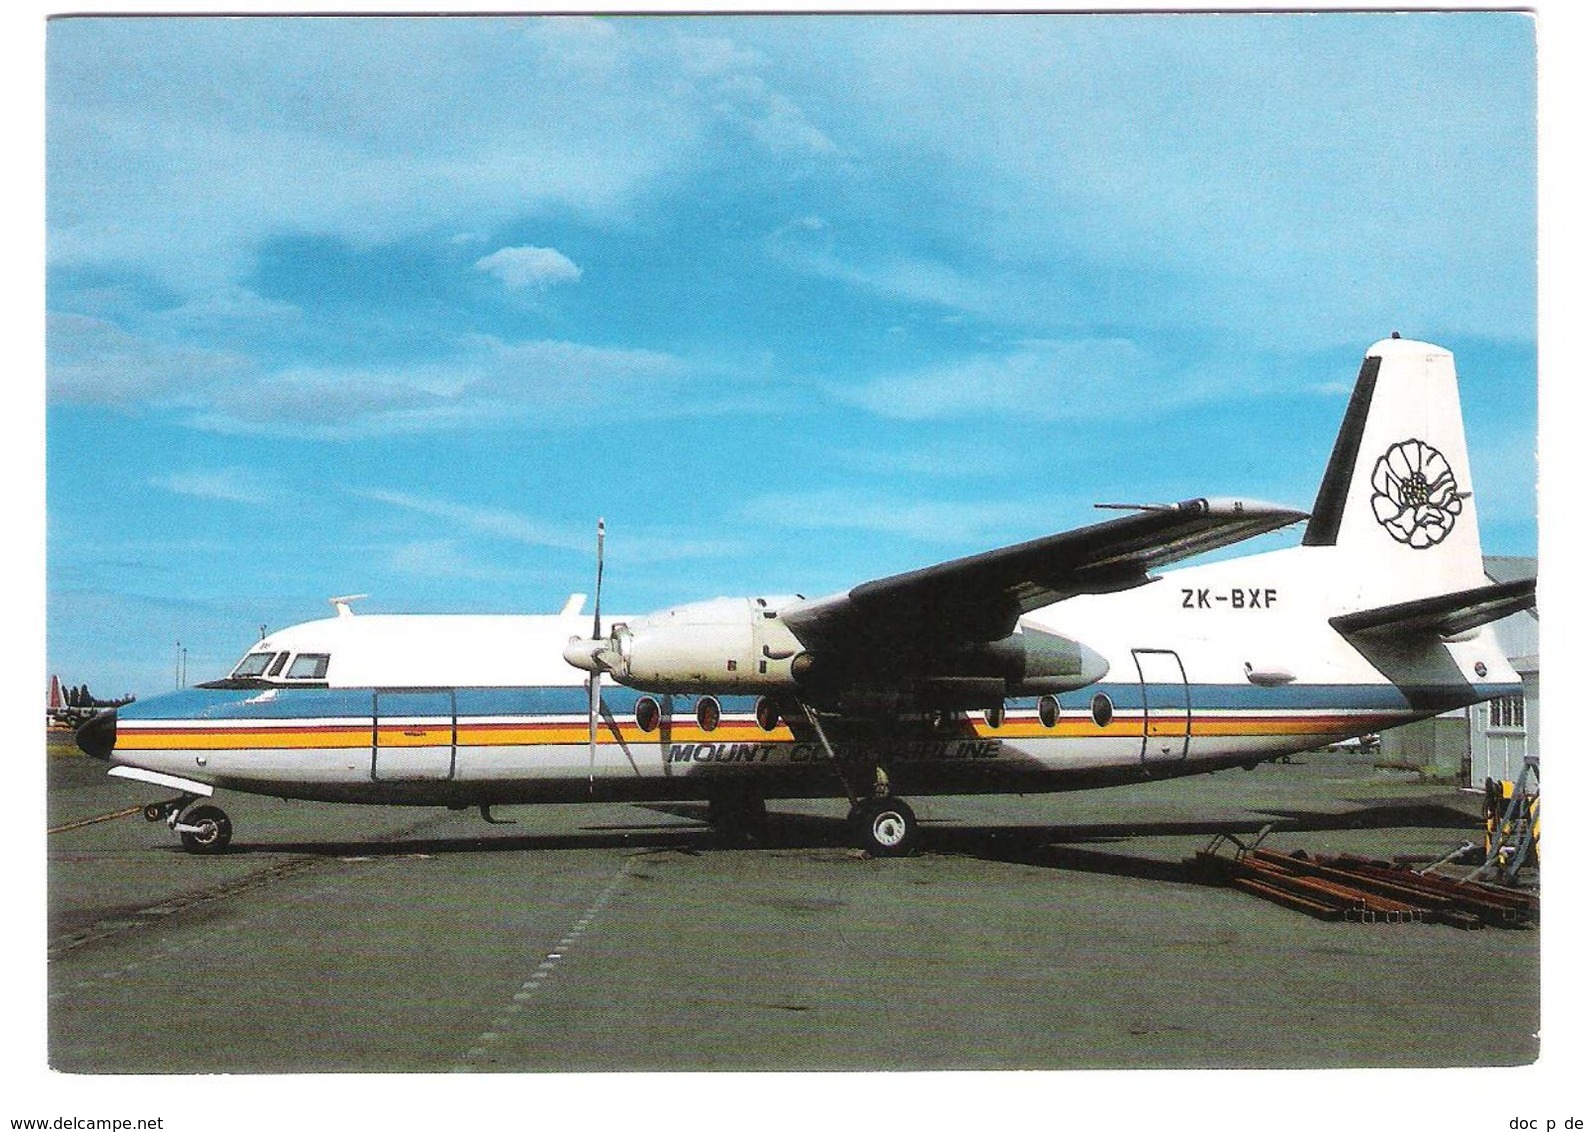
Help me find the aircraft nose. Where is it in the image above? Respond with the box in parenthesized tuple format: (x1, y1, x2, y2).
(75, 709, 117, 760)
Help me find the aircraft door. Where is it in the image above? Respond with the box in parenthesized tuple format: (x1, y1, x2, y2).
(1133, 649, 1190, 765)
(372, 690, 457, 781)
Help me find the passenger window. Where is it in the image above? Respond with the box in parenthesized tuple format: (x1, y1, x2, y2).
(232, 652, 275, 678)
(287, 653, 331, 679)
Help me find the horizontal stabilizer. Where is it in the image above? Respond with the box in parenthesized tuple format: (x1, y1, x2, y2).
(1329, 578, 1536, 642)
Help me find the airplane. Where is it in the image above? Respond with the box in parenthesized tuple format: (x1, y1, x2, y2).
(75, 336, 1536, 856)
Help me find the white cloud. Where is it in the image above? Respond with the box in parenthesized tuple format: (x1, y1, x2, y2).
(154, 285, 303, 328)
(746, 15, 1534, 345)
(47, 18, 844, 295)
(738, 489, 1049, 546)
(825, 441, 1017, 479)
(357, 489, 742, 565)
(145, 335, 695, 439)
(46, 313, 251, 405)
(765, 220, 1004, 316)
(831, 338, 1160, 422)
(384, 539, 512, 581)
(183, 361, 467, 438)
(465, 336, 685, 403)
(148, 467, 276, 505)
(671, 34, 766, 78)
(353, 489, 590, 552)
(475, 245, 582, 290)
(734, 81, 837, 156)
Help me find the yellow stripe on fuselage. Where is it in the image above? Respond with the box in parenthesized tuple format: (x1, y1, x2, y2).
(116, 710, 1397, 752)
(118, 725, 373, 751)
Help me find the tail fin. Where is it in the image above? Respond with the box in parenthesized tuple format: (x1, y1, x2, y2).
(1303, 338, 1491, 602)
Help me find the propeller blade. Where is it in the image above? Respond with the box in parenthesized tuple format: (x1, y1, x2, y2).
(592, 517, 605, 642)
(588, 518, 605, 793)
(588, 671, 600, 792)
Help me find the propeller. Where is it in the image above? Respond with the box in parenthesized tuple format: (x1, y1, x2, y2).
(561, 520, 627, 791)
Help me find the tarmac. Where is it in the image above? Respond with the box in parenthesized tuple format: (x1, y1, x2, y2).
(46, 737, 1538, 1073)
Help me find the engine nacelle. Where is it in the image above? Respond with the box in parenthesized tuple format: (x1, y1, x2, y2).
(957, 626, 1109, 694)
(609, 596, 807, 694)
(823, 628, 1108, 713)
(572, 595, 1109, 706)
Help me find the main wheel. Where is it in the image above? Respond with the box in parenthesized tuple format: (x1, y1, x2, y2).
(852, 797, 917, 857)
(178, 805, 232, 854)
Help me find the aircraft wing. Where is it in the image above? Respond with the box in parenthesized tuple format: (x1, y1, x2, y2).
(782, 496, 1306, 648)
(1329, 578, 1537, 641)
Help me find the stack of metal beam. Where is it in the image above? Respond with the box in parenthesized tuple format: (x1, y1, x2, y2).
(1191, 846, 1538, 929)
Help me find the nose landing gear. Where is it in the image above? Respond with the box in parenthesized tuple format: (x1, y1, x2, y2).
(175, 805, 233, 853)
(144, 795, 234, 853)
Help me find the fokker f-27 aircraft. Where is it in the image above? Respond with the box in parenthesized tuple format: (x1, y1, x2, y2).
(77, 337, 1536, 855)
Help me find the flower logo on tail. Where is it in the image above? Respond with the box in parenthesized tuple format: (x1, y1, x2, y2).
(1369, 439, 1465, 549)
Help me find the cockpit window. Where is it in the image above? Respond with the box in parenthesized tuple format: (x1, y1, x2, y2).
(287, 653, 330, 679)
(231, 652, 277, 678)
(267, 652, 290, 677)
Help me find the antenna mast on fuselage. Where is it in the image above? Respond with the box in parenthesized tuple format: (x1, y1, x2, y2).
(328, 594, 370, 619)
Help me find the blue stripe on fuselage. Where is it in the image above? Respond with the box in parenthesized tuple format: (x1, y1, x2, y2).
(117, 680, 1519, 722)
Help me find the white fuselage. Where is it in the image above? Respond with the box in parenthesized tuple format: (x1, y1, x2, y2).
(105, 543, 1519, 808)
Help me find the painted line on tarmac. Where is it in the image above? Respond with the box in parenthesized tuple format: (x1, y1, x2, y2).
(49, 805, 144, 835)
(453, 856, 635, 1071)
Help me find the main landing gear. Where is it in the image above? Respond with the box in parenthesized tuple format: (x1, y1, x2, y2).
(145, 795, 233, 854)
(849, 796, 917, 857)
(797, 702, 920, 857)
(704, 789, 918, 855)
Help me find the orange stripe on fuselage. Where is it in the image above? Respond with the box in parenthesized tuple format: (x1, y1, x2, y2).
(116, 710, 1401, 752)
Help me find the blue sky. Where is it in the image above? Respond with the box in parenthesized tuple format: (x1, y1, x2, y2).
(45, 13, 1538, 699)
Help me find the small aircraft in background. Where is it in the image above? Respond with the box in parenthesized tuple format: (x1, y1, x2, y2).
(78, 337, 1534, 855)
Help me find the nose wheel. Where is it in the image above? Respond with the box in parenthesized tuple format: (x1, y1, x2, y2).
(145, 794, 233, 853)
(174, 804, 233, 853)
(850, 797, 917, 857)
